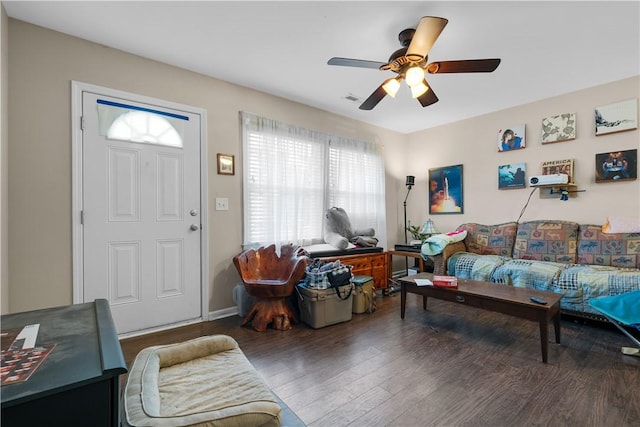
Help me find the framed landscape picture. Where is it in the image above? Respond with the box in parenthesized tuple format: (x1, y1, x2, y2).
(217, 153, 235, 175)
(497, 124, 526, 152)
(541, 113, 576, 144)
(595, 149, 637, 182)
(498, 163, 526, 189)
(595, 99, 638, 136)
(429, 164, 463, 214)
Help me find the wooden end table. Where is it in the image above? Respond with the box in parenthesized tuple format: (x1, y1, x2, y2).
(400, 273, 563, 363)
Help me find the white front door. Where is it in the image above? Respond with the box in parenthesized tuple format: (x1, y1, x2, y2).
(80, 90, 203, 334)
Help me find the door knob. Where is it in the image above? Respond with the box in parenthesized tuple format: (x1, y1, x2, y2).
(190, 224, 200, 231)
(190, 209, 198, 216)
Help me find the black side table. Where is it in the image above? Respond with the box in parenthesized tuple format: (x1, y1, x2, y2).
(1, 299, 127, 427)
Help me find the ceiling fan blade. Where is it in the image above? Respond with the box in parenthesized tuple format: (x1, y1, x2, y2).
(427, 59, 501, 74)
(417, 83, 439, 107)
(406, 16, 448, 62)
(327, 57, 387, 69)
(359, 84, 387, 110)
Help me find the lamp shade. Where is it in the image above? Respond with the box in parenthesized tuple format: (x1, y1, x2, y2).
(382, 78, 401, 97)
(420, 218, 439, 235)
(410, 81, 429, 98)
(406, 176, 415, 187)
(405, 66, 425, 87)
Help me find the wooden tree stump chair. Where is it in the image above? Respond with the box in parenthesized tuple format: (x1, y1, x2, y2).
(233, 244, 308, 332)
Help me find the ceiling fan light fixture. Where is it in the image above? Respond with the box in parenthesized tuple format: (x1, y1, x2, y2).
(405, 66, 425, 87)
(382, 78, 401, 97)
(410, 81, 429, 98)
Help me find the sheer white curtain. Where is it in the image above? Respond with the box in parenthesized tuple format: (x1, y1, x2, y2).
(241, 111, 386, 249)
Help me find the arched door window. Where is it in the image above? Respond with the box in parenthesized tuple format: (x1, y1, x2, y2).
(97, 99, 187, 148)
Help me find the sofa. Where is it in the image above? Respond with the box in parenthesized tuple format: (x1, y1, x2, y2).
(428, 220, 640, 320)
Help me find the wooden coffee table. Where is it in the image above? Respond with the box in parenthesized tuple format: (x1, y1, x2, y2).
(400, 273, 563, 363)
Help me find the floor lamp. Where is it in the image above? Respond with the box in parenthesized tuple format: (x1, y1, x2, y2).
(403, 176, 414, 244)
(403, 176, 415, 275)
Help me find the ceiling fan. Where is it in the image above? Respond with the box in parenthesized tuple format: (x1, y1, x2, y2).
(328, 16, 501, 110)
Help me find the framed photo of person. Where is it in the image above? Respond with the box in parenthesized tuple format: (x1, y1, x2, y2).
(429, 164, 463, 214)
(497, 124, 526, 152)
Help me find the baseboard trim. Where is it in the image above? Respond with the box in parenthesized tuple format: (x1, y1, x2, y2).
(119, 317, 203, 339)
(118, 307, 240, 339)
(209, 306, 239, 321)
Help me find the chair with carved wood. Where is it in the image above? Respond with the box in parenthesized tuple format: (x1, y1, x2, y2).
(233, 244, 308, 332)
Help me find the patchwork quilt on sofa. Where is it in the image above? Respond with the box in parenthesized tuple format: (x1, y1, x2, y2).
(438, 220, 640, 317)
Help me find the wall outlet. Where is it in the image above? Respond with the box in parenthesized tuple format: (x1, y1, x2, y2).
(215, 197, 229, 211)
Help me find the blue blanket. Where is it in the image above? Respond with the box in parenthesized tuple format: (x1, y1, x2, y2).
(421, 230, 467, 256)
(589, 290, 640, 326)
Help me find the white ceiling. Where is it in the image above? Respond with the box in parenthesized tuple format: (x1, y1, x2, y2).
(4, 1, 639, 134)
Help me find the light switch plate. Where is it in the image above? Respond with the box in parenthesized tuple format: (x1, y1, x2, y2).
(215, 197, 229, 211)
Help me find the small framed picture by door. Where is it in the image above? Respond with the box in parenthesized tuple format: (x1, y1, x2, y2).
(217, 153, 235, 175)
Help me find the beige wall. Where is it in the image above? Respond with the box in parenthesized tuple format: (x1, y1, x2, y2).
(1, 5, 7, 313)
(6, 19, 405, 314)
(404, 77, 640, 235)
(6, 19, 639, 317)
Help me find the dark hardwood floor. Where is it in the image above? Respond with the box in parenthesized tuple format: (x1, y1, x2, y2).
(120, 292, 640, 427)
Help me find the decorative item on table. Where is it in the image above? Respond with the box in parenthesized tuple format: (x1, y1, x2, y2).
(406, 218, 440, 244)
(432, 275, 458, 288)
(305, 259, 353, 290)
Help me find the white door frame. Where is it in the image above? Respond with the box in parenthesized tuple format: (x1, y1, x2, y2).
(70, 81, 209, 334)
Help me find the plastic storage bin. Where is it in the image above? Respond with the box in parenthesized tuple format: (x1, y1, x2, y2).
(233, 283, 256, 317)
(352, 275, 375, 314)
(296, 282, 353, 328)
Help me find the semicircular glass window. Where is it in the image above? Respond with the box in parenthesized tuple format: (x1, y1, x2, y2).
(97, 99, 187, 148)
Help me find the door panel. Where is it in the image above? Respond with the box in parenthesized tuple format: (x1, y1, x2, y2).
(82, 91, 202, 334)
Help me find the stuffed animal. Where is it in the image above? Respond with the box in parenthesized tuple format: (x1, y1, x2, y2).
(323, 207, 377, 249)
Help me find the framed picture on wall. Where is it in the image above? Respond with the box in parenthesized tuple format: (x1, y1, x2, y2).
(429, 164, 463, 214)
(541, 113, 576, 144)
(595, 99, 638, 136)
(497, 124, 526, 152)
(217, 153, 235, 175)
(595, 149, 637, 182)
(498, 163, 526, 189)
(541, 159, 574, 183)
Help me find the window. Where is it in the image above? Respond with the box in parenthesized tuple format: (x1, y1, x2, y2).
(241, 112, 386, 248)
(97, 99, 186, 147)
